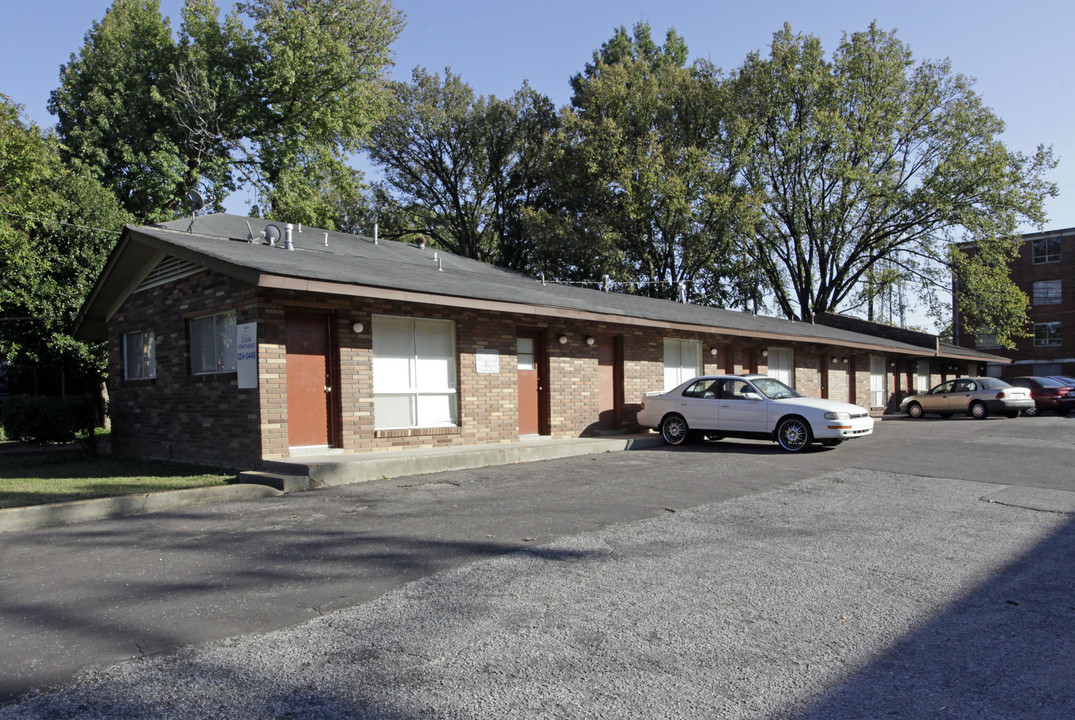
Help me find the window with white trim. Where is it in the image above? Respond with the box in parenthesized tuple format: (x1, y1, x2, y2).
(916, 360, 931, 392)
(766, 347, 794, 388)
(124, 330, 156, 380)
(1032, 237, 1060, 264)
(663, 338, 701, 390)
(190, 311, 237, 374)
(1033, 279, 1062, 306)
(1033, 322, 1061, 347)
(373, 315, 458, 429)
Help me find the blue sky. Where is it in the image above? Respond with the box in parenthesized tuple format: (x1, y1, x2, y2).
(2, 0, 1074, 232)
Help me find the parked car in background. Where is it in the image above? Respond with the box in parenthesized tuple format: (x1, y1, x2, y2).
(899, 377, 1033, 419)
(1007, 376, 1075, 416)
(1048, 375, 1075, 388)
(636, 374, 874, 452)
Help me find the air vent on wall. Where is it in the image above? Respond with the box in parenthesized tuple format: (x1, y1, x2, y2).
(134, 255, 205, 293)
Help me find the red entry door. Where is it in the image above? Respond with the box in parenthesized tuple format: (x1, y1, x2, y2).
(286, 312, 334, 447)
(517, 332, 540, 435)
(596, 336, 622, 430)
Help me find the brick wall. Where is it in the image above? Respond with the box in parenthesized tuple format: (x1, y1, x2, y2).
(109, 269, 909, 466)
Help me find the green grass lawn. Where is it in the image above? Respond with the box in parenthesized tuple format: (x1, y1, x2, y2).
(0, 452, 235, 509)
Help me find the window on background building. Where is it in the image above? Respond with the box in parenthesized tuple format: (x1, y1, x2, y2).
(123, 330, 156, 380)
(1032, 237, 1061, 264)
(975, 332, 1000, 349)
(190, 311, 236, 374)
(1033, 279, 1062, 305)
(1033, 321, 1062, 347)
(373, 315, 458, 429)
(663, 338, 701, 390)
(767, 347, 794, 388)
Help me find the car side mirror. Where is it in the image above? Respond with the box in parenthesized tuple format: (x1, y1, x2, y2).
(743, 390, 763, 400)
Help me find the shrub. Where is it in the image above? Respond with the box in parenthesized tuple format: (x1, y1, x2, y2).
(1, 395, 96, 445)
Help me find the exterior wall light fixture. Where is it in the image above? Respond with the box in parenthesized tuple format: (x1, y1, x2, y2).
(558, 335, 568, 344)
(710, 348, 718, 356)
(352, 322, 364, 334)
(585, 336, 595, 346)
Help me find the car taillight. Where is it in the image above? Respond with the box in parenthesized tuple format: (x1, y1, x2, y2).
(996, 391, 1005, 399)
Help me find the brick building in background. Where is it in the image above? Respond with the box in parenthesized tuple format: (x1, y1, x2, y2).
(956, 227, 1075, 377)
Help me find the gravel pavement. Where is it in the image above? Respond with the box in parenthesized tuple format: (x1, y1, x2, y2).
(2, 468, 1072, 719)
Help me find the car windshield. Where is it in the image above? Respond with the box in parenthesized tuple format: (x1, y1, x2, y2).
(978, 378, 1012, 389)
(1033, 377, 1065, 387)
(749, 377, 800, 399)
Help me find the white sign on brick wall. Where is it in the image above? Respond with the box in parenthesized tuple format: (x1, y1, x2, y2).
(237, 322, 258, 389)
(475, 349, 500, 374)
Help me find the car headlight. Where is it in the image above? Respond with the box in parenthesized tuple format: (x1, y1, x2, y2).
(824, 411, 851, 420)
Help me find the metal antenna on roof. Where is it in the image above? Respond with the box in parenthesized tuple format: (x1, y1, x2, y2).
(186, 190, 205, 233)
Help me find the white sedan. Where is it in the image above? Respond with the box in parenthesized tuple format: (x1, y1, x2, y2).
(636, 374, 874, 452)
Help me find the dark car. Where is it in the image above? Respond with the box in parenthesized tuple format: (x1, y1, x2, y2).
(1007, 376, 1075, 416)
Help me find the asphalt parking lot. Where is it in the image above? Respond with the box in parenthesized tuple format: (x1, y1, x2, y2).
(1, 415, 1073, 717)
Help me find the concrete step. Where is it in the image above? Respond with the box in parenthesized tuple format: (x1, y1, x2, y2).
(238, 470, 311, 492)
(260, 434, 664, 488)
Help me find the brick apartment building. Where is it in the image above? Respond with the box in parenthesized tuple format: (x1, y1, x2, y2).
(956, 227, 1075, 377)
(75, 214, 1002, 469)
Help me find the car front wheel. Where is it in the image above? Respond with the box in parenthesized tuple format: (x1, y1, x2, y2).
(776, 416, 812, 452)
(970, 401, 988, 420)
(661, 414, 690, 446)
(906, 402, 924, 419)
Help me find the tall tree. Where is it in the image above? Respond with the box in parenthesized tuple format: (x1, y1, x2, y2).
(727, 23, 1056, 345)
(365, 68, 556, 267)
(530, 22, 752, 303)
(0, 96, 130, 392)
(50, 0, 404, 224)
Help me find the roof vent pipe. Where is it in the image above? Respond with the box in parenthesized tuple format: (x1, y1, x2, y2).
(677, 282, 687, 303)
(284, 223, 294, 251)
(374, 222, 379, 245)
(437, 256, 443, 271)
(323, 232, 329, 247)
(602, 274, 611, 292)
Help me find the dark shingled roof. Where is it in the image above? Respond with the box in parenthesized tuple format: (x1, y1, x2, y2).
(76, 213, 1010, 363)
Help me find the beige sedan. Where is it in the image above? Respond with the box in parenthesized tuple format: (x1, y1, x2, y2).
(899, 377, 1034, 419)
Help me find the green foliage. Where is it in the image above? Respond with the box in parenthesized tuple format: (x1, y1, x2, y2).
(50, 0, 405, 222)
(949, 237, 1031, 348)
(1, 394, 95, 445)
(726, 22, 1056, 333)
(0, 95, 130, 384)
(532, 22, 754, 303)
(365, 68, 557, 267)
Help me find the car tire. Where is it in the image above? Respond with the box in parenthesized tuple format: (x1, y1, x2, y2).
(970, 401, 988, 420)
(1006, 411, 1019, 419)
(906, 402, 924, 419)
(1024, 404, 1039, 417)
(776, 416, 812, 452)
(661, 414, 690, 446)
(820, 439, 843, 447)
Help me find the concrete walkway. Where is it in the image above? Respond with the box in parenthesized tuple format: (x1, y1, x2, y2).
(0, 434, 663, 533)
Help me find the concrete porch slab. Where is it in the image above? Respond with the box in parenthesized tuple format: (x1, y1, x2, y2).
(258, 433, 665, 489)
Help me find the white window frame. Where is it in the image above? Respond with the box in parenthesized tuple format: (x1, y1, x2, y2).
(372, 315, 458, 430)
(1033, 279, 1062, 306)
(766, 347, 794, 388)
(869, 355, 887, 408)
(123, 330, 156, 380)
(1033, 322, 1062, 347)
(190, 311, 237, 375)
(1032, 237, 1061, 264)
(916, 360, 931, 393)
(663, 338, 701, 390)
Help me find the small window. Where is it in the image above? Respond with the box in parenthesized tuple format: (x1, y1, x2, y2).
(190, 311, 237, 374)
(974, 332, 999, 349)
(1033, 279, 1062, 306)
(1034, 322, 1062, 347)
(124, 330, 156, 380)
(1032, 237, 1061, 264)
